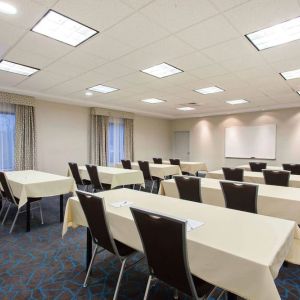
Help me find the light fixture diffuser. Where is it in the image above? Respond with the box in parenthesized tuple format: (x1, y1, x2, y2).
(194, 86, 224, 94)
(85, 91, 93, 96)
(280, 68, 300, 80)
(141, 63, 183, 78)
(297, 91, 300, 95)
(246, 16, 300, 50)
(31, 10, 98, 47)
(0, 60, 39, 76)
(0, 1, 17, 14)
(177, 107, 195, 111)
(141, 98, 166, 104)
(88, 84, 118, 94)
(226, 99, 249, 105)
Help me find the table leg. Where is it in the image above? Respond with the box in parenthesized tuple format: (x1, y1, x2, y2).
(86, 228, 92, 271)
(60, 194, 64, 223)
(227, 292, 238, 300)
(26, 201, 31, 232)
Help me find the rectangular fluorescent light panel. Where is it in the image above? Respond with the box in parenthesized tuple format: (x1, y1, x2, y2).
(0, 60, 39, 76)
(297, 91, 300, 95)
(280, 68, 300, 80)
(32, 10, 98, 47)
(194, 86, 224, 94)
(246, 16, 300, 50)
(141, 63, 183, 78)
(177, 107, 195, 111)
(226, 99, 249, 105)
(142, 98, 166, 104)
(88, 84, 118, 94)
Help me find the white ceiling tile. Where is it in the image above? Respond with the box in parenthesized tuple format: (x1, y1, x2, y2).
(210, 0, 250, 11)
(141, 0, 218, 33)
(32, 0, 58, 7)
(44, 61, 87, 78)
(224, 0, 300, 34)
(269, 57, 300, 73)
(0, 71, 26, 86)
(120, 0, 153, 10)
(177, 15, 240, 50)
(189, 64, 228, 79)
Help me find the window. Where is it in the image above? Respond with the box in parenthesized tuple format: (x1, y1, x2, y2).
(0, 103, 16, 171)
(108, 118, 125, 166)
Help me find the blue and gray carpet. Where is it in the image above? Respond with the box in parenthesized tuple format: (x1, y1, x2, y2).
(0, 193, 300, 300)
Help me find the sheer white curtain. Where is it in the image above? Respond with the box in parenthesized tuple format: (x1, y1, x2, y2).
(108, 117, 125, 166)
(0, 102, 16, 171)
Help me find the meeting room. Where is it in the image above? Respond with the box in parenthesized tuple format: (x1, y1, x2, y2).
(1, 0, 300, 299)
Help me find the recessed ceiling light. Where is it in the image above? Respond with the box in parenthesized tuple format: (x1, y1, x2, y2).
(0, 60, 39, 76)
(0, 1, 17, 14)
(297, 91, 300, 95)
(31, 10, 98, 47)
(141, 98, 166, 104)
(177, 107, 195, 111)
(280, 68, 300, 80)
(141, 63, 183, 78)
(246, 16, 300, 50)
(226, 99, 249, 105)
(194, 86, 224, 94)
(85, 91, 93, 96)
(88, 84, 118, 94)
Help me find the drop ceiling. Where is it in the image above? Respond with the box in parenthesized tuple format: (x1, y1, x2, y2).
(0, 0, 300, 119)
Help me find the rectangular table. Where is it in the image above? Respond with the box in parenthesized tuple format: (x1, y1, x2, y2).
(116, 162, 181, 179)
(4, 170, 76, 231)
(238, 164, 283, 171)
(63, 188, 300, 300)
(159, 178, 300, 224)
(75, 166, 145, 188)
(207, 169, 300, 188)
(162, 160, 208, 174)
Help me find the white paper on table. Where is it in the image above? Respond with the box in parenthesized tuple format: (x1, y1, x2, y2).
(186, 219, 204, 231)
(111, 200, 133, 208)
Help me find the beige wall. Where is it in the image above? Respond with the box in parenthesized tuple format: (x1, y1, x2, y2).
(171, 108, 300, 171)
(35, 100, 172, 174)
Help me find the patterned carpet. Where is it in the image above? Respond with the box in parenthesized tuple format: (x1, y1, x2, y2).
(0, 193, 300, 300)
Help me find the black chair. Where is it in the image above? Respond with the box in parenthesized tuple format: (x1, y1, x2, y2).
(68, 162, 91, 191)
(174, 176, 202, 203)
(0, 189, 6, 220)
(138, 161, 160, 193)
(222, 167, 244, 182)
(249, 162, 267, 172)
(220, 181, 258, 214)
(0, 172, 43, 233)
(263, 170, 290, 187)
(153, 158, 162, 164)
(130, 207, 215, 300)
(77, 191, 139, 299)
(170, 158, 180, 166)
(121, 159, 132, 169)
(85, 164, 111, 192)
(282, 164, 300, 175)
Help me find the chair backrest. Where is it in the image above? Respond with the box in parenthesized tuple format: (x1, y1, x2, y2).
(76, 191, 119, 255)
(153, 158, 162, 164)
(121, 159, 132, 169)
(68, 162, 83, 185)
(174, 176, 202, 203)
(130, 207, 198, 298)
(85, 164, 103, 190)
(138, 161, 152, 180)
(282, 164, 300, 175)
(249, 162, 267, 172)
(222, 167, 244, 182)
(0, 172, 17, 205)
(220, 181, 258, 214)
(263, 170, 290, 187)
(170, 159, 180, 166)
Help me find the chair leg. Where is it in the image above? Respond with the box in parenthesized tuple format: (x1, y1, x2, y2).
(143, 275, 153, 300)
(113, 257, 128, 300)
(9, 209, 20, 234)
(39, 202, 44, 224)
(0, 199, 7, 218)
(2, 203, 11, 225)
(83, 245, 98, 287)
(150, 181, 155, 193)
(173, 289, 179, 299)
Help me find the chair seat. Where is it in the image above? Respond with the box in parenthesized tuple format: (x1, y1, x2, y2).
(115, 240, 136, 257)
(82, 179, 91, 185)
(193, 275, 215, 297)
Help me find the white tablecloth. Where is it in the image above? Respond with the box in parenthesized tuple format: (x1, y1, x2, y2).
(207, 169, 300, 188)
(162, 160, 208, 174)
(159, 178, 300, 224)
(116, 162, 181, 179)
(76, 166, 145, 188)
(238, 164, 283, 171)
(4, 170, 76, 208)
(63, 188, 300, 300)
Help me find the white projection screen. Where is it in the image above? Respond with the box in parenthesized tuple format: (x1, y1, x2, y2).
(225, 124, 276, 159)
